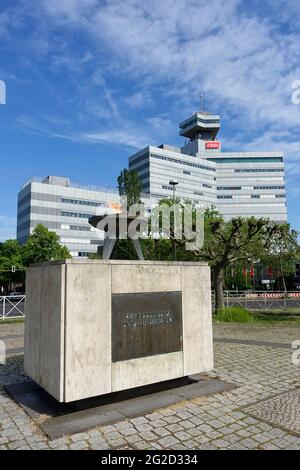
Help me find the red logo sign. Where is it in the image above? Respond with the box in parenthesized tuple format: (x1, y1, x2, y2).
(205, 141, 220, 150)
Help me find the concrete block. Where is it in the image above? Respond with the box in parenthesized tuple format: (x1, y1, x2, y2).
(24, 260, 213, 403)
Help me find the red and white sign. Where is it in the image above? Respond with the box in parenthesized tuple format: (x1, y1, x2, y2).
(205, 141, 220, 150)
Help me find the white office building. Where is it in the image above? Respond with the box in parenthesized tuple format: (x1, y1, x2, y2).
(17, 176, 119, 257)
(129, 110, 287, 222)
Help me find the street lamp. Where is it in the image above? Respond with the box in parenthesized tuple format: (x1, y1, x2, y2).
(169, 180, 179, 202)
(169, 180, 179, 261)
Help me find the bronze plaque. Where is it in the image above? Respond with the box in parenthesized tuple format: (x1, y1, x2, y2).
(112, 291, 182, 362)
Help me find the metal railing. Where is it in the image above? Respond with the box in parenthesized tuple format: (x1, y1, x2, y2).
(1, 291, 300, 320)
(0, 296, 26, 320)
(212, 291, 300, 311)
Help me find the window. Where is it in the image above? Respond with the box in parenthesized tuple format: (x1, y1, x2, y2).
(183, 170, 191, 175)
(276, 194, 285, 198)
(61, 237, 90, 245)
(217, 186, 241, 191)
(150, 153, 215, 172)
(208, 157, 283, 163)
(235, 168, 283, 173)
(193, 191, 203, 196)
(70, 225, 91, 231)
(251, 195, 260, 198)
(61, 197, 103, 207)
(253, 186, 285, 190)
(61, 211, 93, 219)
(217, 195, 232, 199)
(203, 183, 212, 188)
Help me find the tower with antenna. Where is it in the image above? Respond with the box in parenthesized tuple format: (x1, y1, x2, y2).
(179, 95, 221, 155)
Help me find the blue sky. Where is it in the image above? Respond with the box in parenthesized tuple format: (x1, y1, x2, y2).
(1, 0, 300, 241)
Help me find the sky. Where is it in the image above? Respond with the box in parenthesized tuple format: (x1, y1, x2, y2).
(0, 0, 300, 241)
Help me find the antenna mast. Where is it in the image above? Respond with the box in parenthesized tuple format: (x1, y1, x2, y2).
(200, 93, 204, 113)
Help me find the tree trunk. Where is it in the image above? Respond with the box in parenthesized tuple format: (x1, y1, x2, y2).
(214, 266, 225, 313)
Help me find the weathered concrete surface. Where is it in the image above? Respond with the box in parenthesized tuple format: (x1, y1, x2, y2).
(24, 264, 65, 402)
(64, 263, 112, 402)
(24, 260, 213, 403)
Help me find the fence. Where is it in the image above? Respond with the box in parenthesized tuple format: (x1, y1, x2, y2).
(212, 291, 300, 311)
(0, 296, 26, 320)
(1, 291, 300, 320)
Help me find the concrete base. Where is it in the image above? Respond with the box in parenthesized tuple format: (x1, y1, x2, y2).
(24, 260, 213, 403)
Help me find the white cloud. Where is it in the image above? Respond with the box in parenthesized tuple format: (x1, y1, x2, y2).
(33, 0, 300, 126)
(0, 216, 16, 242)
(2, 0, 300, 174)
(123, 91, 152, 109)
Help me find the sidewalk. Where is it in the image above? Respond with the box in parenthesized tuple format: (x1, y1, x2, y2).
(0, 322, 299, 450)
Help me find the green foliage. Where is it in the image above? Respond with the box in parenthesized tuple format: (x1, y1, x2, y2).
(111, 239, 138, 260)
(0, 239, 25, 286)
(22, 224, 71, 266)
(215, 306, 254, 323)
(117, 168, 143, 208)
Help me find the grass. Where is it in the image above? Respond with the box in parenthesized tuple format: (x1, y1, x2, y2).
(0, 318, 25, 325)
(215, 306, 254, 323)
(214, 306, 300, 325)
(252, 311, 300, 326)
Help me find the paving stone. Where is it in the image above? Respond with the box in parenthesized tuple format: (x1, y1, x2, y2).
(30, 442, 50, 450)
(153, 427, 171, 437)
(124, 434, 143, 444)
(181, 420, 196, 430)
(239, 438, 258, 449)
(88, 440, 110, 450)
(182, 439, 197, 449)
(130, 416, 148, 426)
(105, 431, 122, 441)
(49, 437, 70, 448)
(166, 423, 184, 433)
(139, 430, 158, 441)
(108, 438, 126, 448)
(71, 432, 90, 442)
(1, 322, 300, 451)
(133, 440, 150, 450)
(135, 423, 153, 432)
(150, 419, 167, 428)
(119, 427, 137, 437)
(69, 441, 89, 450)
(8, 440, 27, 449)
(157, 436, 180, 448)
(163, 415, 181, 424)
(173, 431, 191, 441)
(213, 438, 230, 448)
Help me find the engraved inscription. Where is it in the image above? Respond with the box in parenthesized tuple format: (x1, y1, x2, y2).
(123, 310, 173, 328)
(112, 291, 183, 362)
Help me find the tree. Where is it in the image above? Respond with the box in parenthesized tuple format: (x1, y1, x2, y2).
(145, 201, 298, 312)
(0, 239, 25, 290)
(113, 169, 143, 259)
(197, 209, 298, 311)
(22, 225, 71, 266)
(117, 168, 143, 208)
(260, 225, 298, 292)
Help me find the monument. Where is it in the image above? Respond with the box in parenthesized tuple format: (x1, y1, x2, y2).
(24, 212, 213, 403)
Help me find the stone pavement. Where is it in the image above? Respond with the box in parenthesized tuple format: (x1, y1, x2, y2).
(0, 321, 300, 450)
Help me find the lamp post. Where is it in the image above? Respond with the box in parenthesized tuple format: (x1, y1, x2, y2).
(169, 180, 179, 261)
